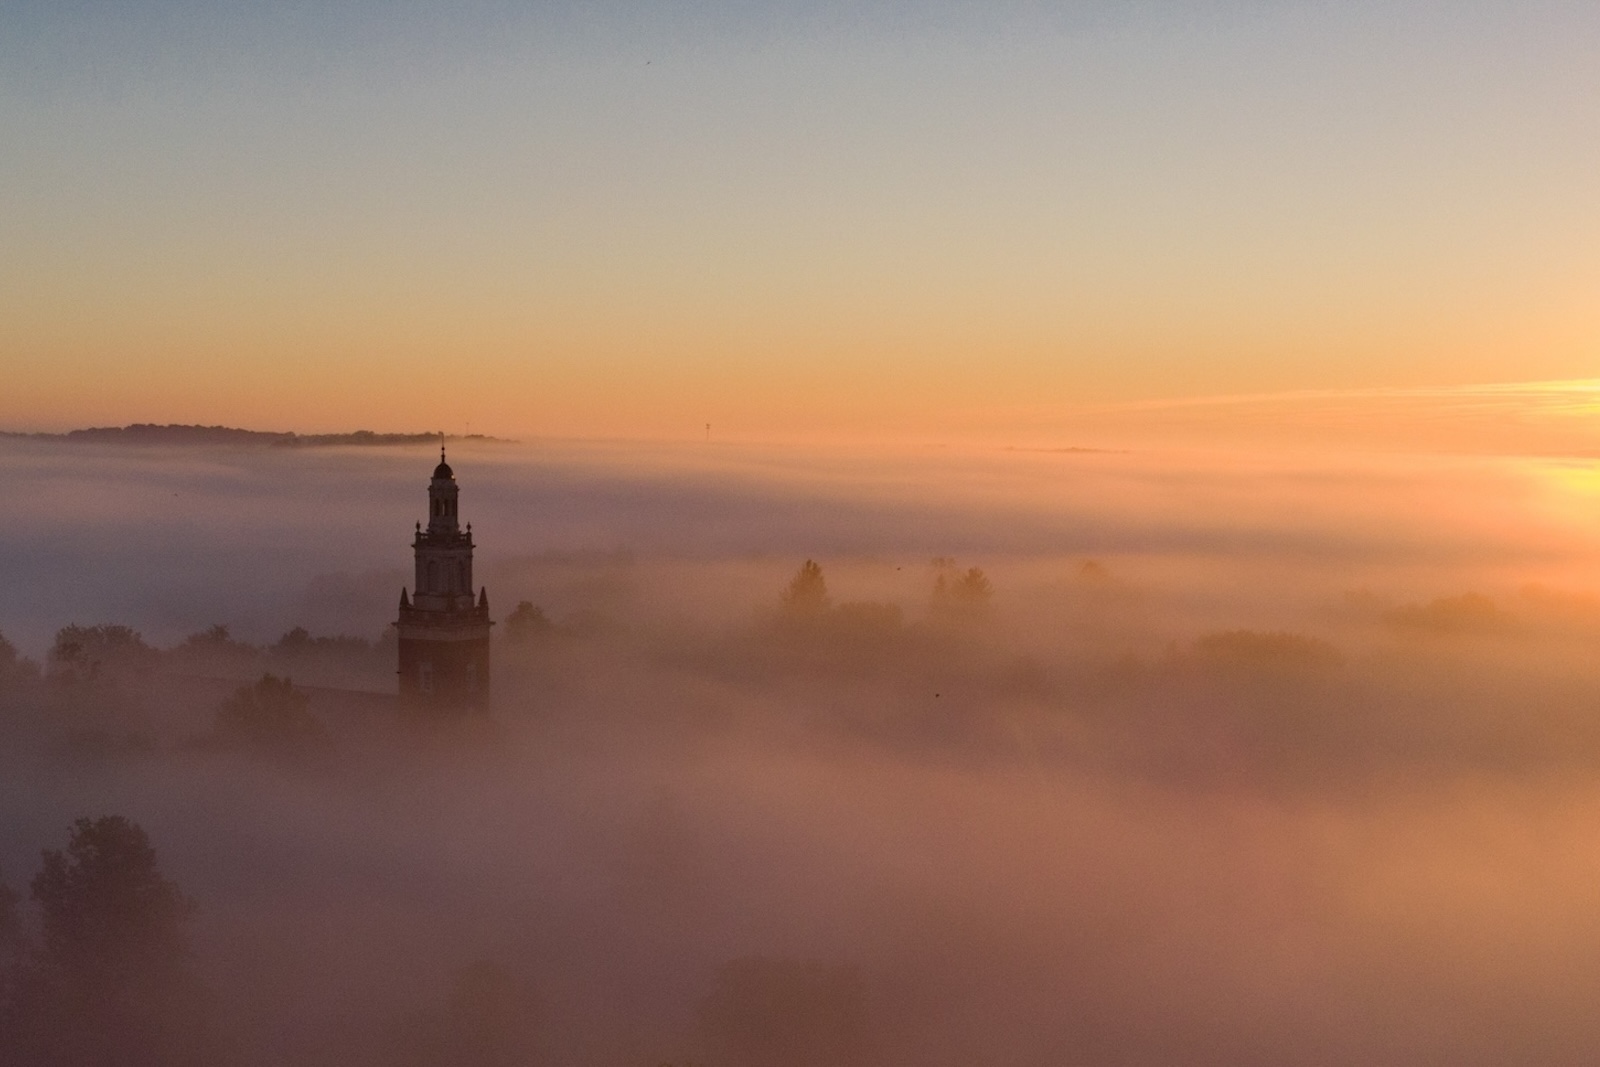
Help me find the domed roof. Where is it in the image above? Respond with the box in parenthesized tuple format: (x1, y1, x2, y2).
(432, 445, 453, 480)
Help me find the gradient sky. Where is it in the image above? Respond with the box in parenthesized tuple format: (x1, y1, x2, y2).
(3, 0, 1598, 440)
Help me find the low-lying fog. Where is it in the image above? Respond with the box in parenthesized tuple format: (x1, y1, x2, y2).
(6, 434, 1600, 1065)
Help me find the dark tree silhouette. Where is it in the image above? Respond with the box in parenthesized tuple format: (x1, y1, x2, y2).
(169, 624, 260, 674)
(930, 563, 993, 621)
(954, 566, 992, 605)
(260, 626, 387, 686)
(2, 817, 210, 1067)
(0, 630, 39, 688)
(46, 624, 156, 684)
(213, 673, 326, 754)
(1381, 592, 1507, 634)
(504, 601, 553, 644)
(272, 626, 314, 654)
(781, 560, 831, 617)
(271, 626, 372, 658)
(699, 956, 867, 1067)
(181, 624, 235, 649)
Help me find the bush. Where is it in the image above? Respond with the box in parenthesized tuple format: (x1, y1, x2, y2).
(213, 674, 327, 754)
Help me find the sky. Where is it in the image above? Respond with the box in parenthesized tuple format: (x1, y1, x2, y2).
(12, 8, 1600, 1056)
(3, 0, 1598, 441)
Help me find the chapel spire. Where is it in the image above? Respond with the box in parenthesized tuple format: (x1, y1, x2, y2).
(427, 442, 460, 536)
(397, 447, 492, 714)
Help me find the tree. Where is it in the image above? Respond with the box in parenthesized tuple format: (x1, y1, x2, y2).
(503, 601, 553, 644)
(213, 674, 326, 754)
(781, 561, 831, 617)
(46, 624, 155, 685)
(3, 817, 209, 1067)
(169, 624, 259, 674)
(930, 563, 992, 621)
(0, 630, 40, 688)
(32, 817, 195, 979)
(953, 567, 992, 607)
(181, 624, 234, 649)
(270, 626, 372, 658)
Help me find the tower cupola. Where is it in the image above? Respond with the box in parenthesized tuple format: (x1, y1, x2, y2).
(427, 446, 460, 535)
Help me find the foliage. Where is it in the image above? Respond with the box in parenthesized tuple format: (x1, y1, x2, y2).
(0, 630, 40, 688)
(2, 816, 209, 1067)
(781, 560, 831, 617)
(213, 674, 326, 753)
(168, 624, 260, 673)
(930, 562, 993, 621)
(271, 626, 371, 657)
(46, 624, 156, 684)
(180, 624, 234, 649)
(30, 817, 196, 979)
(504, 601, 554, 644)
(1381, 592, 1508, 634)
(263, 626, 388, 687)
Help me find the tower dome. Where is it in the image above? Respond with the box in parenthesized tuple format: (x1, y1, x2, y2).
(432, 445, 454, 480)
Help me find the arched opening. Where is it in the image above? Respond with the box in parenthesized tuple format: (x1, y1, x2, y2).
(427, 561, 438, 589)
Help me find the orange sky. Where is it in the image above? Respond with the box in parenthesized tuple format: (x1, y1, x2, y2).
(4, 2, 1598, 442)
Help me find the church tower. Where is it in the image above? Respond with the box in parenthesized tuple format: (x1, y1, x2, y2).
(396, 447, 492, 713)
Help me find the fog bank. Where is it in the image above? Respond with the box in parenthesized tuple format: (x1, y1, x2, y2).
(5, 434, 1600, 1064)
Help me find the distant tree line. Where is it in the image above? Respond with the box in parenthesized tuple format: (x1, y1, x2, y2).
(777, 556, 994, 633)
(0, 622, 398, 692)
(0, 424, 509, 448)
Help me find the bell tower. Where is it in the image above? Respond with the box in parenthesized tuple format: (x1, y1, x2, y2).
(396, 446, 492, 713)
